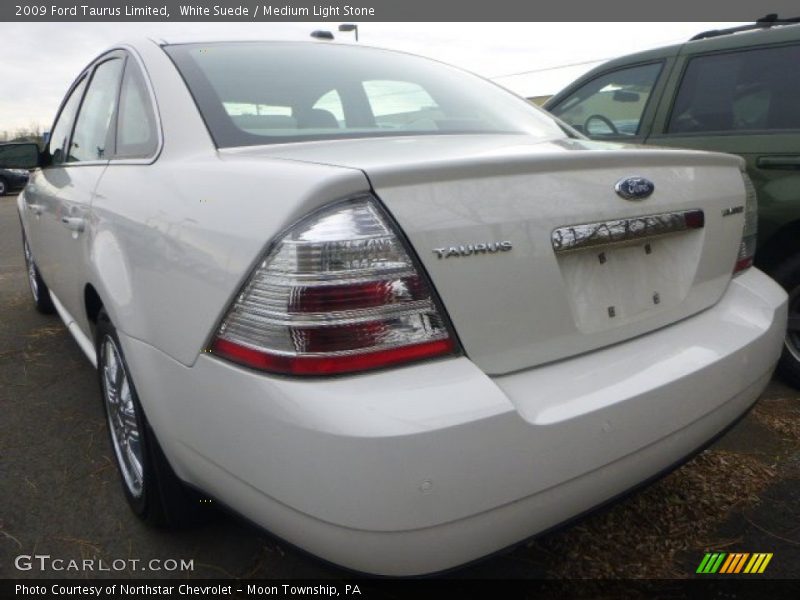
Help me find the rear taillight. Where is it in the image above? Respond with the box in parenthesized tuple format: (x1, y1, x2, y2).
(210, 195, 456, 375)
(734, 171, 758, 275)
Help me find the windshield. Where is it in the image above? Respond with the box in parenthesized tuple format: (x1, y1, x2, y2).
(164, 42, 566, 147)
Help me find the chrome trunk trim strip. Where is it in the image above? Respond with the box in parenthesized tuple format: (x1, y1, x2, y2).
(552, 210, 704, 254)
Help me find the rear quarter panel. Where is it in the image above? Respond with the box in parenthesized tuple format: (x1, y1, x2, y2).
(86, 40, 370, 365)
(89, 157, 369, 366)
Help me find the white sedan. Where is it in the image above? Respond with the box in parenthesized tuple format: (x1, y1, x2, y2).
(17, 38, 787, 575)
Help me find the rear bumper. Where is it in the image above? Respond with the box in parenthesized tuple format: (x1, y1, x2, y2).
(121, 268, 787, 575)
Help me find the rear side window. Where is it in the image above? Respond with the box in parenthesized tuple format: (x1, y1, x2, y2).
(69, 58, 124, 162)
(48, 76, 88, 165)
(668, 44, 800, 134)
(549, 63, 663, 137)
(116, 60, 159, 158)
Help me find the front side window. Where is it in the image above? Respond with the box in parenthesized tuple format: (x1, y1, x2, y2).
(312, 90, 344, 125)
(225, 103, 296, 133)
(48, 76, 88, 165)
(164, 42, 566, 147)
(363, 80, 444, 129)
(68, 58, 124, 162)
(550, 63, 663, 137)
(668, 44, 800, 134)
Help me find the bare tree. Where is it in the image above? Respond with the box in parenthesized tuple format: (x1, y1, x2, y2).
(10, 122, 45, 146)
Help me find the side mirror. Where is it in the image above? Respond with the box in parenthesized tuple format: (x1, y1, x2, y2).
(0, 142, 42, 169)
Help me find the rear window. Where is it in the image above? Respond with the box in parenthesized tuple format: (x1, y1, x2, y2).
(164, 42, 565, 147)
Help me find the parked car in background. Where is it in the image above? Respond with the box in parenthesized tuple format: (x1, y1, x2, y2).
(545, 16, 800, 387)
(0, 167, 30, 195)
(16, 38, 787, 575)
(0, 142, 38, 195)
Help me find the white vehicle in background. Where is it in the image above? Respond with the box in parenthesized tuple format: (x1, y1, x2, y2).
(16, 38, 787, 575)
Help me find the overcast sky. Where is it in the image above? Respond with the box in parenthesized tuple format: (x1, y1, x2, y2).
(0, 22, 743, 134)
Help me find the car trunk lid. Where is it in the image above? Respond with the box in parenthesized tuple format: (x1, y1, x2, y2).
(223, 135, 748, 375)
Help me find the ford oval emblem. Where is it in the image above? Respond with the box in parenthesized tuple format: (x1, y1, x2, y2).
(615, 176, 655, 200)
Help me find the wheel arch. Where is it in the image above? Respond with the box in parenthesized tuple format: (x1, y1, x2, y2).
(756, 218, 800, 274)
(84, 283, 104, 334)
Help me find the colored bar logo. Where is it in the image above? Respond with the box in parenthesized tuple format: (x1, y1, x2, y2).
(696, 552, 773, 574)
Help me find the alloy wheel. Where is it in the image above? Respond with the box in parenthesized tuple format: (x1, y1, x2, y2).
(23, 238, 39, 303)
(101, 336, 144, 498)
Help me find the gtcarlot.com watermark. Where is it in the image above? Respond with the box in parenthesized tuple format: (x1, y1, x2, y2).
(14, 554, 194, 573)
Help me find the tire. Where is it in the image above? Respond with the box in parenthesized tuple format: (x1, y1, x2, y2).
(0, 178, 8, 196)
(22, 234, 55, 314)
(771, 255, 800, 389)
(96, 310, 211, 527)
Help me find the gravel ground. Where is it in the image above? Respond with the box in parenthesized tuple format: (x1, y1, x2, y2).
(1, 193, 798, 580)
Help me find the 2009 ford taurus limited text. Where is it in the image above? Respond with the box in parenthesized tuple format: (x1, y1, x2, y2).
(15, 39, 788, 575)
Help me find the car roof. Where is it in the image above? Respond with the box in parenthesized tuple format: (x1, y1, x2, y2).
(583, 21, 800, 73)
(110, 37, 396, 63)
(140, 35, 358, 47)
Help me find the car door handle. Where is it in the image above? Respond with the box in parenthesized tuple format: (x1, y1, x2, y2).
(61, 217, 86, 233)
(28, 203, 45, 215)
(756, 156, 800, 170)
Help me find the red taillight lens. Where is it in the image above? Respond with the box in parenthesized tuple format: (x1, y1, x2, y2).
(210, 195, 456, 375)
(734, 255, 754, 273)
(211, 337, 455, 376)
(289, 276, 426, 313)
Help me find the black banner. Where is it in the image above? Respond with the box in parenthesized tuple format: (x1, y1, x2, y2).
(4, 579, 800, 600)
(2, 0, 799, 22)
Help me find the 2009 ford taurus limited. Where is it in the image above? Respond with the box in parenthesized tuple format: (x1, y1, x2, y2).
(16, 39, 788, 575)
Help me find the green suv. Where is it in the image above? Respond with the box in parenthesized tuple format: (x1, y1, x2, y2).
(545, 17, 800, 388)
